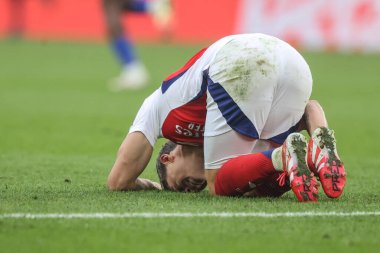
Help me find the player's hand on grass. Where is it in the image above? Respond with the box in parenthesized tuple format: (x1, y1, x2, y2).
(138, 178, 162, 190)
(149, 180, 162, 190)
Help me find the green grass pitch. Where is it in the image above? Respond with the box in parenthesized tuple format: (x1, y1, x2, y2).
(0, 40, 379, 253)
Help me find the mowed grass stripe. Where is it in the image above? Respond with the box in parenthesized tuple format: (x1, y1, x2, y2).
(1, 211, 380, 219)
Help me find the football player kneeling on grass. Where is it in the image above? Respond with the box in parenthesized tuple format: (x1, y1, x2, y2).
(107, 33, 346, 202)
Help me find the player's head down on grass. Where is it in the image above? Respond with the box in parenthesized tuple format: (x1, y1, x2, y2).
(156, 141, 207, 193)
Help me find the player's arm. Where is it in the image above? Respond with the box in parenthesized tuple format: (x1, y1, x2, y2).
(107, 132, 161, 191)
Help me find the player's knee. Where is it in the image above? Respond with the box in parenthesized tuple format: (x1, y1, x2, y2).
(306, 100, 322, 112)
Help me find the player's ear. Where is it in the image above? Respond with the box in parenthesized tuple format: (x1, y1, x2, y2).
(159, 154, 173, 164)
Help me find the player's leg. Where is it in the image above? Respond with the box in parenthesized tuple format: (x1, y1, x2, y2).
(121, 0, 148, 12)
(204, 34, 288, 197)
(121, 0, 172, 28)
(286, 82, 346, 198)
(148, 0, 172, 29)
(204, 128, 285, 196)
(302, 100, 328, 135)
(242, 172, 290, 198)
(204, 130, 278, 196)
(213, 147, 289, 197)
(103, 0, 148, 90)
(259, 36, 320, 202)
(103, 0, 137, 64)
(305, 101, 346, 198)
(259, 36, 313, 144)
(209, 132, 320, 201)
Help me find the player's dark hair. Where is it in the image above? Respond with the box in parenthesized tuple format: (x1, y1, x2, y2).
(156, 141, 177, 190)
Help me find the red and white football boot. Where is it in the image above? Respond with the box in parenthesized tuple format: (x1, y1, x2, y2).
(282, 133, 319, 202)
(307, 127, 346, 198)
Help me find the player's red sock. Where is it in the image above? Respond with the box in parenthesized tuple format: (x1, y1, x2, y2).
(214, 151, 277, 196)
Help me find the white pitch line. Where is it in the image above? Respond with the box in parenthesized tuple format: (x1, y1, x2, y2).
(0, 211, 379, 219)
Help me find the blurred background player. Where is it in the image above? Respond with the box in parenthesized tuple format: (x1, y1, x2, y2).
(102, 0, 172, 91)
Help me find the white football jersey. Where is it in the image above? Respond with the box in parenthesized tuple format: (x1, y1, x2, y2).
(129, 35, 235, 147)
(129, 33, 313, 168)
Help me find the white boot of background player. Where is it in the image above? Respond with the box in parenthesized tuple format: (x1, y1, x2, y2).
(109, 61, 149, 91)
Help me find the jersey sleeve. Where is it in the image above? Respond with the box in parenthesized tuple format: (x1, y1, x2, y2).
(129, 89, 162, 147)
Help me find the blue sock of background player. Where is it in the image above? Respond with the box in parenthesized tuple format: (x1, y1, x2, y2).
(103, 0, 172, 91)
(112, 0, 147, 66)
